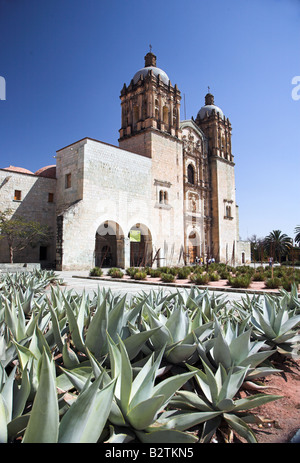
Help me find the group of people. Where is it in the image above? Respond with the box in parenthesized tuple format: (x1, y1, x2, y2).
(194, 256, 215, 265)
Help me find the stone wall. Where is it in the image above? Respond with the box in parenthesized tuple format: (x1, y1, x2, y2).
(0, 169, 56, 265)
(56, 138, 152, 270)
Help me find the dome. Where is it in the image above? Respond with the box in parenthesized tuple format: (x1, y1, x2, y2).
(197, 104, 224, 120)
(133, 66, 170, 85)
(34, 165, 56, 178)
(2, 165, 33, 175)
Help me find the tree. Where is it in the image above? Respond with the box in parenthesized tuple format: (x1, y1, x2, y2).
(248, 234, 266, 263)
(295, 226, 300, 245)
(264, 229, 292, 263)
(0, 209, 52, 263)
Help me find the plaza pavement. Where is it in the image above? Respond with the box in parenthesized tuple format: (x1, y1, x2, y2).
(55, 270, 258, 303)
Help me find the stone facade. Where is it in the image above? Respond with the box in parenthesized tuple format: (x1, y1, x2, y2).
(0, 51, 250, 269)
(0, 167, 56, 265)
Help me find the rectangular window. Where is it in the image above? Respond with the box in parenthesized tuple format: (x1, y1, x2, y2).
(65, 173, 71, 189)
(48, 192, 54, 203)
(14, 190, 22, 201)
(39, 246, 48, 261)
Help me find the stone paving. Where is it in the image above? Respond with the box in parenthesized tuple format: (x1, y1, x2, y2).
(55, 270, 259, 303)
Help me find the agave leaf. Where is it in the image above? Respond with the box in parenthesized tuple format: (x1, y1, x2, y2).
(1, 365, 17, 422)
(223, 413, 257, 443)
(65, 298, 86, 353)
(105, 425, 135, 443)
(252, 310, 277, 340)
(126, 395, 165, 430)
(12, 366, 31, 419)
(171, 390, 212, 412)
(151, 371, 195, 410)
(7, 413, 30, 441)
(233, 393, 283, 412)
(62, 342, 80, 369)
(165, 343, 197, 363)
(129, 349, 164, 410)
(109, 400, 127, 427)
(123, 327, 161, 361)
(56, 366, 93, 392)
(118, 337, 132, 411)
(85, 299, 108, 359)
(213, 331, 232, 370)
(165, 306, 189, 343)
(136, 428, 198, 443)
(228, 329, 251, 364)
(48, 304, 64, 352)
(22, 351, 59, 443)
(107, 295, 127, 342)
(155, 409, 222, 432)
(58, 376, 116, 443)
(59, 367, 93, 393)
(13, 341, 37, 370)
(0, 394, 8, 443)
(218, 367, 248, 402)
(278, 315, 300, 337)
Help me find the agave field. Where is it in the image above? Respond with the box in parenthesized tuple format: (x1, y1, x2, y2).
(1, 270, 300, 443)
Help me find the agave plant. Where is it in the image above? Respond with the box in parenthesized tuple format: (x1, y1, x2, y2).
(18, 351, 116, 443)
(170, 361, 282, 443)
(135, 302, 214, 365)
(249, 295, 300, 358)
(98, 335, 201, 442)
(195, 319, 280, 380)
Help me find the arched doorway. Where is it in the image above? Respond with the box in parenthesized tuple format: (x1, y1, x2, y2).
(129, 223, 152, 267)
(187, 229, 201, 264)
(95, 221, 124, 268)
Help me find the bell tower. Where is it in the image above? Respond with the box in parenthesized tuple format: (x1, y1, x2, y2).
(118, 51, 181, 156)
(195, 91, 238, 263)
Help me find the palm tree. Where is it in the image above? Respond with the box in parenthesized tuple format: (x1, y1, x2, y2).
(264, 230, 292, 263)
(295, 226, 300, 245)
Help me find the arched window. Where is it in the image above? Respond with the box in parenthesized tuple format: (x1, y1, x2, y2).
(159, 190, 168, 205)
(187, 164, 195, 184)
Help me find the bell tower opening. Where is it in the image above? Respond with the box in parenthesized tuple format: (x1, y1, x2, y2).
(119, 50, 181, 151)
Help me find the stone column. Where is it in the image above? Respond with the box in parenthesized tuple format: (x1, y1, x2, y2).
(124, 237, 131, 269)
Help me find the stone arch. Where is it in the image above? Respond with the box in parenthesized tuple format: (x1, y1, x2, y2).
(95, 220, 124, 268)
(187, 163, 195, 184)
(187, 228, 201, 264)
(128, 222, 153, 267)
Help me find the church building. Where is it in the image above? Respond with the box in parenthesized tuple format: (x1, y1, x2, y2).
(0, 51, 250, 270)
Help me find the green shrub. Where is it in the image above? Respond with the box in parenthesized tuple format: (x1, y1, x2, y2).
(126, 267, 138, 278)
(218, 269, 229, 279)
(208, 272, 220, 282)
(189, 273, 210, 285)
(228, 274, 251, 288)
(134, 271, 148, 280)
(89, 267, 103, 277)
(281, 277, 300, 292)
(107, 267, 124, 278)
(252, 271, 265, 281)
(160, 272, 176, 283)
(264, 277, 281, 289)
(158, 266, 171, 274)
(177, 267, 192, 279)
(149, 269, 162, 278)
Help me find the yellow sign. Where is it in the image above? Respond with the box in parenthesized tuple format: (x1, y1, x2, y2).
(130, 230, 141, 242)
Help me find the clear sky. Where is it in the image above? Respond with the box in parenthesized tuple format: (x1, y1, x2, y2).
(0, 0, 299, 242)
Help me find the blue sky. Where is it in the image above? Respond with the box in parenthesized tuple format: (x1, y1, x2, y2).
(0, 0, 299, 241)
